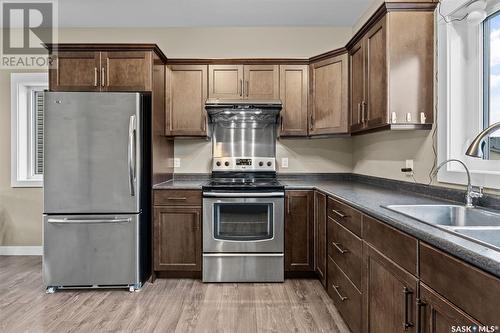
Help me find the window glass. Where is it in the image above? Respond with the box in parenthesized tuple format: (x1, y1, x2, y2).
(484, 12, 500, 159)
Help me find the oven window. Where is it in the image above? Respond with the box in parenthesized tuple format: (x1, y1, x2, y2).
(214, 203, 273, 241)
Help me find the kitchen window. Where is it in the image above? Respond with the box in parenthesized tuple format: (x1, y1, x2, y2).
(483, 10, 500, 159)
(437, 0, 500, 188)
(11, 73, 48, 187)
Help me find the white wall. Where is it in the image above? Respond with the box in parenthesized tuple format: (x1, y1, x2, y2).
(175, 138, 353, 174)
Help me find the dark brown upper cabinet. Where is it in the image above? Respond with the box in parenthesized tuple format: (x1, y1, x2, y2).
(208, 64, 279, 100)
(165, 65, 208, 137)
(47, 44, 166, 92)
(285, 190, 314, 273)
(279, 64, 309, 137)
(49, 51, 101, 91)
(100, 51, 152, 91)
(309, 53, 349, 135)
(348, 9, 434, 134)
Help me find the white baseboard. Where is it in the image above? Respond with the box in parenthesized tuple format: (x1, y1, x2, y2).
(0, 246, 42, 255)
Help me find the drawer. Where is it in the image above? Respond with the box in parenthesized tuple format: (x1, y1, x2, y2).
(327, 217, 362, 290)
(327, 197, 362, 236)
(327, 256, 362, 333)
(362, 215, 418, 275)
(420, 243, 500, 325)
(154, 190, 202, 206)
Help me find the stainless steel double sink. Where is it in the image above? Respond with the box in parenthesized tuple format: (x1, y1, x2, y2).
(383, 204, 500, 250)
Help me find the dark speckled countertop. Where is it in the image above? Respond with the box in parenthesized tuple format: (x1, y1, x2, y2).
(154, 173, 500, 277)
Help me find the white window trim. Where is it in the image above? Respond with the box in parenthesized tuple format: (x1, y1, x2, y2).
(11, 73, 48, 188)
(437, 0, 500, 189)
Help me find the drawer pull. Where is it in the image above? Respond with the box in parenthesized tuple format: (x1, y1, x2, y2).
(403, 287, 414, 330)
(416, 298, 426, 332)
(332, 284, 348, 301)
(331, 209, 348, 219)
(332, 242, 349, 254)
(167, 197, 187, 200)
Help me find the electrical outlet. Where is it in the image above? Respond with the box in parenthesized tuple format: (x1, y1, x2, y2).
(281, 158, 288, 168)
(406, 159, 414, 170)
(173, 158, 181, 168)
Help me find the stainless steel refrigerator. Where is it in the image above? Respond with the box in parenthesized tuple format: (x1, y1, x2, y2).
(43, 92, 152, 293)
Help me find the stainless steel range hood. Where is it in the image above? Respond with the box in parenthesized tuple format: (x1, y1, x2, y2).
(205, 99, 282, 123)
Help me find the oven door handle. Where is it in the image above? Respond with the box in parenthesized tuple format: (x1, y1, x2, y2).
(203, 192, 284, 198)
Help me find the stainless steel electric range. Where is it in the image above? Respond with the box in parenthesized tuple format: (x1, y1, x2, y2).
(202, 99, 284, 282)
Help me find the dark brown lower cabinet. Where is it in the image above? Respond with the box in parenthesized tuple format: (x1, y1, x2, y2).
(153, 206, 201, 273)
(285, 190, 314, 273)
(418, 283, 481, 333)
(314, 191, 327, 286)
(328, 256, 362, 333)
(363, 243, 418, 333)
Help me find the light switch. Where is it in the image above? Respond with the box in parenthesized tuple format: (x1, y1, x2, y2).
(174, 158, 181, 168)
(281, 158, 288, 168)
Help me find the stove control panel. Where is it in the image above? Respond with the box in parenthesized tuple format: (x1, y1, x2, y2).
(212, 157, 276, 172)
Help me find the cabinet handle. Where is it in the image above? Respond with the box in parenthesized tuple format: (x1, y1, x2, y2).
(101, 67, 105, 87)
(239, 79, 243, 97)
(94, 67, 98, 87)
(287, 197, 290, 214)
(245, 81, 249, 97)
(403, 287, 414, 330)
(332, 242, 349, 254)
(357, 102, 361, 124)
(280, 115, 284, 132)
(361, 101, 365, 123)
(332, 284, 348, 301)
(331, 209, 347, 219)
(363, 101, 368, 124)
(309, 114, 314, 130)
(167, 197, 187, 201)
(417, 298, 426, 333)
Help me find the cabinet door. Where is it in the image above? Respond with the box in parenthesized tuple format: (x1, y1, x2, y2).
(166, 65, 208, 136)
(285, 191, 314, 272)
(243, 65, 279, 99)
(350, 40, 366, 132)
(49, 51, 101, 91)
(310, 54, 349, 135)
(363, 243, 418, 333)
(365, 18, 388, 129)
(101, 51, 152, 91)
(419, 284, 481, 333)
(279, 65, 308, 136)
(208, 64, 243, 99)
(314, 191, 327, 286)
(153, 206, 201, 272)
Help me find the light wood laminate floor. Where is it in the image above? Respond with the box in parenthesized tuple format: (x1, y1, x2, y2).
(0, 256, 349, 333)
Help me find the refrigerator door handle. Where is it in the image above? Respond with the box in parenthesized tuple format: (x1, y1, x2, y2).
(47, 218, 132, 224)
(128, 115, 136, 196)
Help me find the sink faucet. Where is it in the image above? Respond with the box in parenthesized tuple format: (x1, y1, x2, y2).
(465, 121, 500, 158)
(434, 159, 483, 208)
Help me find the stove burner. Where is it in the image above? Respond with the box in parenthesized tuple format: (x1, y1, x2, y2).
(203, 172, 283, 192)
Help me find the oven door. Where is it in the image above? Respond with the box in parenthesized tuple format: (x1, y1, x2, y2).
(203, 194, 284, 253)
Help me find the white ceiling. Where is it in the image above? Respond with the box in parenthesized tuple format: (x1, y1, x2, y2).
(57, 0, 376, 27)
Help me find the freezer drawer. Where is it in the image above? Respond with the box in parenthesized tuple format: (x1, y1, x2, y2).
(43, 214, 139, 287)
(202, 253, 284, 282)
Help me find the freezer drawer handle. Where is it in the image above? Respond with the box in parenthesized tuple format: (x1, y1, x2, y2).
(128, 115, 137, 196)
(47, 218, 132, 224)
